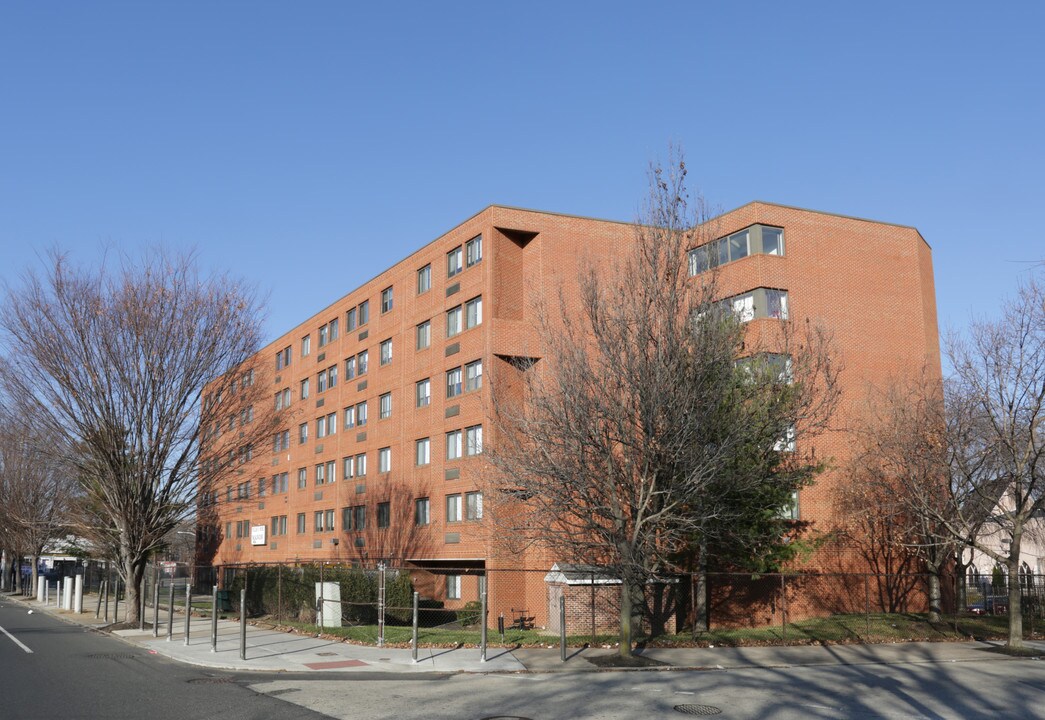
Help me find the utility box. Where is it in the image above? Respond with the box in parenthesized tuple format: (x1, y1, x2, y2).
(315, 582, 341, 628)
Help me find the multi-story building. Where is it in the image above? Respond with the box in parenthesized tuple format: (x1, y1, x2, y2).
(199, 201, 940, 620)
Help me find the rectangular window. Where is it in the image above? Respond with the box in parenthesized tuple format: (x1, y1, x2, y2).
(357, 401, 368, 426)
(318, 370, 327, 394)
(359, 300, 370, 325)
(346, 307, 357, 331)
(766, 289, 789, 320)
(415, 497, 430, 526)
(317, 415, 327, 438)
(298, 422, 308, 444)
(296, 513, 306, 534)
(276, 346, 291, 370)
(446, 493, 461, 523)
(297, 467, 307, 489)
(379, 392, 392, 419)
(300, 378, 310, 399)
(343, 405, 356, 429)
(378, 502, 390, 529)
(417, 264, 431, 294)
(416, 320, 431, 350)
(315, 463, 326, 485)
(381, 286, 393, 313)
(314, 511, 324, 532)
(415, 437, 430, 466)
(465, 235, 482, 267)
(257, 478, 266, 497)
(465, 296, 482, 329)
(301, 334, 312, 357)
(345, 355, 356, 380)
(353, 505, 366, 531)
(763, 227, 784, 256)
(378, 447, 391, 473)
(446, 306, 462, 337)
(465, 425, 483, 456)
(342, 456, 354, 480)
(358, 350, 369, 375)
(446, 575, 461, 600)
(466, 491, 483, 521)
(342, 506, 353, 531)
(277, 472, 288, 493)
(465, 359, 482, 392)
(325, 509, 335, 531)
(446, 430, 462, 460)
(446, 367, 462, 398)
(355, 453, 367, 477)
(447, 246, 463, 277)
(380, 339, 392, 365)
(416, 378, 431, 407)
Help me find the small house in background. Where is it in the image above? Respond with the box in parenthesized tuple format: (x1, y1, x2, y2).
(544, 563, 679, 636)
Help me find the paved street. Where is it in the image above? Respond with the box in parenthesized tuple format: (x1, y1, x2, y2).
(0, 597, 326, 720)
(4, 591, 1045, 719)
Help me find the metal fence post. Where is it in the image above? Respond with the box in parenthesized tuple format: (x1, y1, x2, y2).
(277, 562, 282, 625)
(166, 578, 175, 641)
(559, 594, 567, 662)
(211, 585, 218, 653)
(865, 575, 871, 638)
(139, 574, 146, 631)
(184, 583, 192, 645)
(113, 581, 120, 623)
(318, 562, 324, 629)
(377, 562, 386, 648)
(239, 588, 247, 661)
(103, 578, 109, 621)
(480, 575, 488, 662)
(780, 574, 787, 645)
(95, 580, 103, 619)
(152, 570, 160, 637)
(411, 591, 419, 663)
(591, 571, 596, 645)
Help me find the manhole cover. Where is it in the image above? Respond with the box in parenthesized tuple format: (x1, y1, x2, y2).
(87, 653, 138, 660)
(188, 677, 238, 685)
(674, 705, 722, 716)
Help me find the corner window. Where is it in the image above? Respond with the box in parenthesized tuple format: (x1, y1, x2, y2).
(465, 296, 482, 329)
(688, 225, 784, 275)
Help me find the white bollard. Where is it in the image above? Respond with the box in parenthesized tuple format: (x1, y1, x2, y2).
(36, 576, 45, 602)
(64, 576, 73, 611)
(74, 575, 84, 613)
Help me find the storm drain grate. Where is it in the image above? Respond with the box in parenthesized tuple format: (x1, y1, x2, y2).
(87, 653, 138, 660)
(674, 705, 722, 716)
(188, 677, 238, 685)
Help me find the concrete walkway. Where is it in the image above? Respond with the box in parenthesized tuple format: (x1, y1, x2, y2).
(7, 590, 1044, 676)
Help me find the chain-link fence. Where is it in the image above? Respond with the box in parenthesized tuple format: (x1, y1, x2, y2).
(78, 562, 1045, 647)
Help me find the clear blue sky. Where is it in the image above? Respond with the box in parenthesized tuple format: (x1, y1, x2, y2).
(2, 2, 1041, 342)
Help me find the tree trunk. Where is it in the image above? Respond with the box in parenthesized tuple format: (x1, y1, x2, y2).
(619, 580, 633, 656)
(0, 550, 8, 592)
(954, 556, 968, 612)
(927, 566, 942, 623)
(1006, 553, 1023, 649)
(122, 555, 147, 625)
(29, 554, 39, 596)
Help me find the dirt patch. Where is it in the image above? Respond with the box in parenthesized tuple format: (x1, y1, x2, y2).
(587, 653, 670, 668)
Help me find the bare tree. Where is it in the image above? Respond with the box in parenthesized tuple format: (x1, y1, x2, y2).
(487, 159, 839, 656)
(0, 407, 76, 592)
(0, 250, 279, 623)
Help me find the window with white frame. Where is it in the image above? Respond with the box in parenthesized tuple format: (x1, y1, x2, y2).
(296, 513, 306, 534)
(298, 422, 308, 444)
(378, 446, 391, 473)
(446, 367, 462, 398)
(343, 405, 356, 429)
(416, 320, 431, 350)
(446, 305, 462, 337)
(416, 378, 431, 407)
(380, 338, 392, 365)
(465, 425, 483, 456)
(342, 456, 354, 480)
(446, 574, 461, 600)
(358, 350, 369, 375)
(346, 306, 357, 331)
(355, 453, 367, 476)
(446, 429, 462, 460)
(359, 299, 370, 325)
(315, 463, 327, 485)
(357, 401, 368, 426)
(345, 355, 356, 380)
(301, 334, 311, 357)
(447, 246, 463, 277)
(379, 392, 392, 419)
(465, 296, 482, 329)
(297, 467, 307, 489)
(300, 378, 310, 399)
(465, 359, 482, 392)
(417, 264, 431, 294)
(465, 235, 482, 267)
(446, 493, 462, 523)
(416, 437, 431, 466)
(381, 286, 393, 313)
(466, 491, 483, 520)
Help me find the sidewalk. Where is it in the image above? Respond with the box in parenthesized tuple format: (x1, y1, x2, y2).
(9, 590, 1044, 675)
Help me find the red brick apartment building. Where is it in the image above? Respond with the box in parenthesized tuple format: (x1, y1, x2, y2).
(199, 202, 940, 620)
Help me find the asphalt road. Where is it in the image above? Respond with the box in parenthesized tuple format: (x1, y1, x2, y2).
(0, 598, 330, 720)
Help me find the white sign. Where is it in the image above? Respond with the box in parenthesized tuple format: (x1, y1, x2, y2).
(250, 525, 267, 546)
